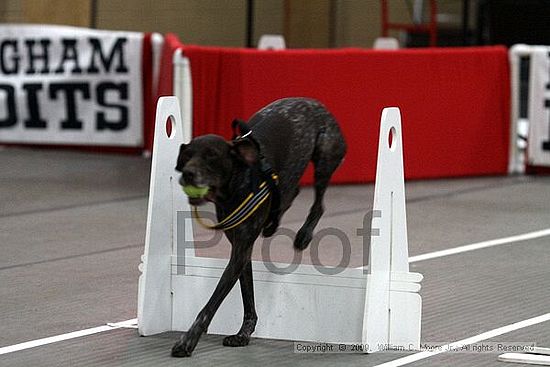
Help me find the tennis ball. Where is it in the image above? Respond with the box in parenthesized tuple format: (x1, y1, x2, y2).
(183, 185, 209, 198)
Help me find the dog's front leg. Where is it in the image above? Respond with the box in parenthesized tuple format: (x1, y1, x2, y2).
(223, 260, 257, 347)
(171, 245, 253, 357)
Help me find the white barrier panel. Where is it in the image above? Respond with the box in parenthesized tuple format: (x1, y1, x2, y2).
(363, 107, 422, 350)
(509, 44, 550, 172)
(527, 48, 550, 167)
(137, 97, 191, 336)
(257, 35, 286, 50)
(373, 37, 400, 50)
(138, 94, 422, 351)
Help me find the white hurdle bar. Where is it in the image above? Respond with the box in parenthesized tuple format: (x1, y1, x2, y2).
(139, 54, 422, 350)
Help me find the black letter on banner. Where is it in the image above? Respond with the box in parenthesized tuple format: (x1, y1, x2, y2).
(543, 99, 550, 151)
(49, 83, 91, 130)
(0, 40, 20, 74)
(23, 84, 46, 128)
(87, 38, 129, 74)
(96, 82, 128, 131)
(25, 39, 51, 74)
(55, 39, 82, 74)
(0, 84, 17, 127)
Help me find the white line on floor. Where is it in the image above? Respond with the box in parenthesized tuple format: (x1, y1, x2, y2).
(0, 319, 137, 356)
(408, 228, 550, 263)
(353, 227, 550, 269)
(371, 313, 550, 367)
(2, 228, 550, 356)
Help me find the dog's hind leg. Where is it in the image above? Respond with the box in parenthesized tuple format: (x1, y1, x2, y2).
(172, 244, 253, 357)
(294, 121, 346, 251)
(222, 261, 258, 347)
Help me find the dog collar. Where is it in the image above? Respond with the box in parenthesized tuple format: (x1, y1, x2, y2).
(192, 173, 278, 231)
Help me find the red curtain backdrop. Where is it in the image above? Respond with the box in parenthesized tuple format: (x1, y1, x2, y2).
(156, 35, 510, 184)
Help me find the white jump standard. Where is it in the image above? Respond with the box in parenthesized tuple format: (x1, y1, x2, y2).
(137, 96, 422, 353)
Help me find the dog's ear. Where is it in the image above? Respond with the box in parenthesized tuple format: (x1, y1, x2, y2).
(229, 138, 258, 165)
(175, 143, 188, 171)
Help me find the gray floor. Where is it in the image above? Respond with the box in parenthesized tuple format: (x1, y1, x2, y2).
(1, 147, 549, 366)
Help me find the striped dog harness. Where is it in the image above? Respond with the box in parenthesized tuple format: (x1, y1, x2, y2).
(192, 173, 278, 231)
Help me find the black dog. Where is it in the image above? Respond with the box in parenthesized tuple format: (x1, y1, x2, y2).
(172, 97, 346, 357)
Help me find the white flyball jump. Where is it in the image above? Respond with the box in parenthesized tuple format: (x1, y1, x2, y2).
(138, 93, 422, 351)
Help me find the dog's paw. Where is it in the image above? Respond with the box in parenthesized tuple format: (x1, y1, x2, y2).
(223, 334, 250, 347)
(171, 340, 193, 357)
(293, 227, 312, 251)
(172, 330, 201, 358)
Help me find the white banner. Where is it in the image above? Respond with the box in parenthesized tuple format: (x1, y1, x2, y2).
(527, 47, 550, 166)
(0, 24, 143, 147)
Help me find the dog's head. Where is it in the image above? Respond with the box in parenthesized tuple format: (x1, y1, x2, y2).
(175, 134, 259, 206)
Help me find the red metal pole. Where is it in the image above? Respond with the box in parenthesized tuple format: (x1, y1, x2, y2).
(381, 0, 389, 37)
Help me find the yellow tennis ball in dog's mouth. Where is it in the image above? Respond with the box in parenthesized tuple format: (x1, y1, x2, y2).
(183, 185, 209, 198)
